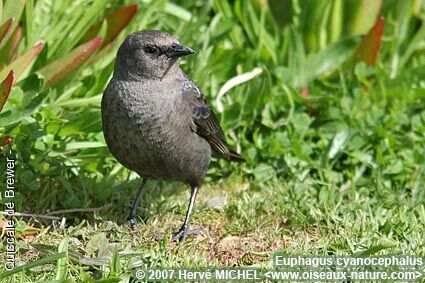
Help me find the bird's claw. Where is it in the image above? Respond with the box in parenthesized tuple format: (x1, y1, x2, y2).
(123, 217, 137, 229)
(171, 227, 204, 242)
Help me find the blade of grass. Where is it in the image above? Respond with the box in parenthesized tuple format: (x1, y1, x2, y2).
(23, 0, 34, 46)
(399, 21, 425, 68)
(56, 237, 69, 280)
(0, 252, 67, 280)
(48, 0, 107, 57)
(164, 2, 192, 21)
(329, 0, 343, 43)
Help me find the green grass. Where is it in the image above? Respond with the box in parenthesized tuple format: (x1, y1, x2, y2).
(0, 0, 425, 281)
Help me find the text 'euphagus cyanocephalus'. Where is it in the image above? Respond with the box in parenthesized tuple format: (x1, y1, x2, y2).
(101, 30, 244, 242)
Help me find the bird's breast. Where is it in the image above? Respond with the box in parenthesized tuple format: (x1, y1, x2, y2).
(102, 79, 210, 184)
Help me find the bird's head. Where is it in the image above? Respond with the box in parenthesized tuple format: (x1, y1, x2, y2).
(114, 30, 195, 80)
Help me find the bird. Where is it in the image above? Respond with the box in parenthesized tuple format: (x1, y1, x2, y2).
(101, 30, 245, 242)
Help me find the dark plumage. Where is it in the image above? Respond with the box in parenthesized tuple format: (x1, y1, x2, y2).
(101, 30, 244, 242)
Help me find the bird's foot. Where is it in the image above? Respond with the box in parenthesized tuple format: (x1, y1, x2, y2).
(171, 226, 205, 243)
(123, 217, 137, 229)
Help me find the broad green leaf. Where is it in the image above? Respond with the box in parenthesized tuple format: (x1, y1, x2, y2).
(0, 42, 43, 82)
(38, 37, 102, 88)
(80, 4, 138, 48)
(0, 70, 13, 112)
(345, 0, 382, 36)
(300, 36, 361, 86)
(253, 163, 276, 181)
(354, 18, 385, 66)
(0, 90, 48, 127)
(0, 74, 47, 127)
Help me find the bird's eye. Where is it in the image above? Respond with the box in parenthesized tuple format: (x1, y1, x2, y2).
(144, 46, 157, 54)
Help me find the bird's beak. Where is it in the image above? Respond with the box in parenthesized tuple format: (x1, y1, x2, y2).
(165, 44, 195, 58)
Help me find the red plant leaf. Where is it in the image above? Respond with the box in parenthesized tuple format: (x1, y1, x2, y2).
(0, 42, 44, 83)
(80, 4, 138, 48)
(0, 135, 13, 146)
(354, 17, 385, 66)
(302, 85, 310, 98)
(38, 37, 103, 88)
(0, 70, 14, 112)
(302, 85, 315, 110)
(0, 17, 14, 47)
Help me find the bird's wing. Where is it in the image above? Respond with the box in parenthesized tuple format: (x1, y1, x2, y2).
(180, 78, 245, 162)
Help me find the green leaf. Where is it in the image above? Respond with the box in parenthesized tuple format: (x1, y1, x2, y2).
(0, 75, 48, 127)
(353, 241, 397, 256)
(56, 237, 69, 280)
(65, 141, 105, 151)
(38, 37, 102, 88)
(0, 70, 13, 112)
(345, 0, 382, 36)
(253, 163, 276, 181)
(300, 36, 361, 86)
(0, 252, 67, 279)
(0, 42, 44, 82)
(268, 0, 293, 27)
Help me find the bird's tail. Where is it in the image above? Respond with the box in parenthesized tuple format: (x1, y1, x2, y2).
(227, 148, 246, 162)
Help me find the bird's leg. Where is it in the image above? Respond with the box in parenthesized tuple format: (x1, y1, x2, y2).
(127, 178, 148, 229)
(171, 185, 200, 243)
